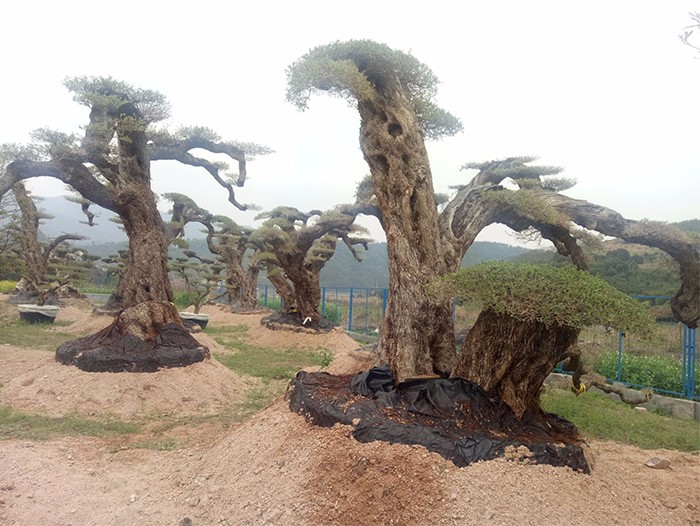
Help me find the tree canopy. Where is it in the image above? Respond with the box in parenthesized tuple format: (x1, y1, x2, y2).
(286, 40, 463, 140)
(431, 262, 657, 338)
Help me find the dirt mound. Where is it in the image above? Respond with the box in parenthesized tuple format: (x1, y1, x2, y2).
(1, 296, 699, 525)
(177, 398, 449, 525)
(0, 358, 259, 419)
(196, 304, 362, 353)
(166, 399, 700, 526)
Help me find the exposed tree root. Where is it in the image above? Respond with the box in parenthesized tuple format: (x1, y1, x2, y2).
(563, 347, 654, 405)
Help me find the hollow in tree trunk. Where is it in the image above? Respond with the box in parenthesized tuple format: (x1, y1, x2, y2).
(357, 92, 457, 381)
(452, 309, 579, 417)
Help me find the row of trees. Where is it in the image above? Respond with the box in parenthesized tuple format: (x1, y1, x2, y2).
(0, 41, 697, 417)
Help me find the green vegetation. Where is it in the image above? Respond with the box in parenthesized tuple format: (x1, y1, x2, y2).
(0, 280, 17, 293)
(432, 262, 658, 338)
(590, 248, 680, 297)
(595, 351, 699, 396)
(323, 303, 343, 324)
(0, 319, 74, 351)
(209, 324, 334, 411)
(210, 326, 332, 380)
(286, 39, 463, 140)
(0, 405, 139, 440)
(541, 390, 700, 452)
(173, 290, 196, 310)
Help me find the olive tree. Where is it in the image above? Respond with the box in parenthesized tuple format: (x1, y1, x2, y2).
(252, 205, 370, 329)
(0, 77, 268, 372)
(287, 40, 699, 383)
(431, 263, 657, 416)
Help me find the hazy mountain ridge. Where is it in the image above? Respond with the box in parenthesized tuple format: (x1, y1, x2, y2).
(35, 195, 695, 294)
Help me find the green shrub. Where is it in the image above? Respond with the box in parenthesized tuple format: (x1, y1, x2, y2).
(0, 280, 17, 293)
(173, 290, 195, 310)
(259, 296, 282, 310)
(431, 262, 658, 339)
(595, 351, 698, 395)
(323, 303, 344, 324)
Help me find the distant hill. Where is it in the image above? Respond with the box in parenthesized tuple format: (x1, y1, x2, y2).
(319, 241, 531, 288)
(80, 239, 533, 289)
(35, 194, 694, 295)
(36, 196, 126, 243)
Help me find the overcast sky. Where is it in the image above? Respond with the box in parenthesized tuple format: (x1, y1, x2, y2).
(1, 1, 698, 246)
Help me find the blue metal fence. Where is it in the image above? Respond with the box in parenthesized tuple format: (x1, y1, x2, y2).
(256, 286, 698, 400)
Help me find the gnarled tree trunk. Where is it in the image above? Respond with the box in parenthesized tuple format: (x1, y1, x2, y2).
(240, 265, 261, 310)
(452, 309, 579, 417)
(266, 270, 296, 312)
(56, 117, 208, 371)
(358, 91, 457, 381)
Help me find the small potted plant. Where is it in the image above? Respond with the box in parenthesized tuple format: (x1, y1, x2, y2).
(17, 279, 62, 324)
(170, 252, 225, 329)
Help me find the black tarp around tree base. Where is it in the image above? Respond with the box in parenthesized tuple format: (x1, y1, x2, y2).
(287, 366, 590, 473)
(261, 310, 336, 332)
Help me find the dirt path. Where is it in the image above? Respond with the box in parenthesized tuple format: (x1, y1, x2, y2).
(0, 301, 698, 526)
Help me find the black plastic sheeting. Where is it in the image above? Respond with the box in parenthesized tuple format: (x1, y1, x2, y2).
(288, 366, 590, 473)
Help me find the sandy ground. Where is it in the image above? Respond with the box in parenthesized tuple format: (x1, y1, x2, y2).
(0, 299, 698, 526)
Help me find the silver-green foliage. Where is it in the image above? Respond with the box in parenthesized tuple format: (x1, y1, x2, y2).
(286, 39, 463, 140)
(431, 262, 658, 338)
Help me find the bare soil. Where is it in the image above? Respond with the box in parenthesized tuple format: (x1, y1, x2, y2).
(0, 299, 698, 526)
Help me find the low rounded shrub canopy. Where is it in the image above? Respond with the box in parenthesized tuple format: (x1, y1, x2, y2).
(431, 262, 657, 338)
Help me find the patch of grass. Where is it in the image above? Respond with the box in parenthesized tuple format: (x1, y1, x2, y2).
(594, 351, 698, 396)
(173, 290, 196, 310)
(216, 346, 329, 380)
(0, 320, 74, 351)
(0, 405, 139, 441)
(209, 325, 331, 381)
(132, 437, 177, 451)
(541, 390, 700, 452)
(0, 280, 17, 293)
(316, 350, 334, 367)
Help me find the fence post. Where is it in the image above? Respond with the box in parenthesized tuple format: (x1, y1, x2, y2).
(382, 288, 388, 317)
(683, 325, 697, 400)
(365, 289, 369, 332)
(264, 285, 268, 307)
(321, 287, 326, 317)
(616, 329, 623, 382)
(348, 288, 354, 332)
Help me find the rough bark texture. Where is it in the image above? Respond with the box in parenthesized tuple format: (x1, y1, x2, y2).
(452, 309, 579, 417)
(357, 88, 457, 381)
(255, 206, 368, 327)
(529, 189, 700, 328)
(12, 182, 46, 287)
(240, 265, 261, 310)
(266, 268, 296, 311)
(0, 80, 256, 372)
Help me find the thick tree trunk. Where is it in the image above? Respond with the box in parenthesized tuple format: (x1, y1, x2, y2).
(240, 266, 261, 310)
(267, 271, 296, 311)
(12, 183, 47, 288)
(290, 269, 323, 323)
(452, 309, 579, 417)
(223, 266, 244, 305)
(117, 185, 174, 307)
(57, 187, 207, 371)
(358, 91, 457, 381)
